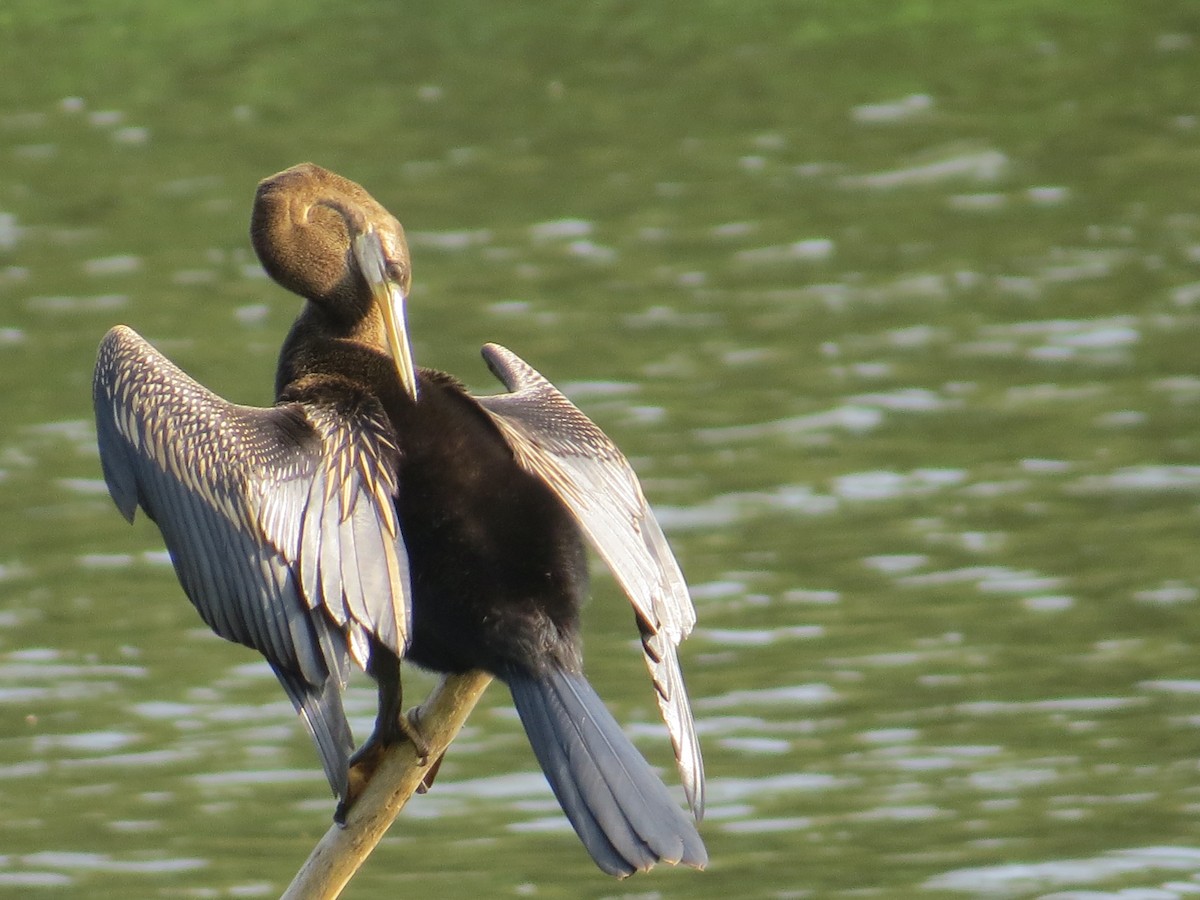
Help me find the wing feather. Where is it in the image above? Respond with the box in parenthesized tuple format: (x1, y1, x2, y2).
(474, 342, 705, 818)
(93, 325, 412, 799)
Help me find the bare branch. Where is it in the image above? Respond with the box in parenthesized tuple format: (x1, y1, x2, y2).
(281, 671, 494, 900)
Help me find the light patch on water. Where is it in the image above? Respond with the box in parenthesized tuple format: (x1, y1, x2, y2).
(957, 697, 1145, 715)
(0, 562, 31, 583)
(924, 846, 1200, 896)
(695, 626, 824, 646)
(1, 110, 49, 128)
(1038, 248, 1132, 284)
(967, 766, 1060, 792)
(717, 736, 792, 754)
(840, 148, 1007, 189)
(828, 650, 942, 668)
(1072, 466, 1200, 493)
(233, 303, 270, 325)
(26, 294, 128, 313)
(918, 529, 1004, 554)
(0, 212, 20, 249)
(851, 93, 934, 123)
(899, 566, 1062, 594)
(884, 324, 947, 348)
(1139, 680, 1200, 695)
(431, 772, 552, 799)
(0, 659, 144, 681)
(0, 761, 49, 779)
(948, 193, 1008, 212)
(978, 316, 1139, 363)
(1004, 383, 1108, 407)
(622, 304, 720, 328)
(108, 820, 161, 833)
(19, 851, 205, 875)
(59, 748, 193, 770)
(783, 588, 840, 604)
(56, 477, 110, 495)
(88, 109, 124, 127)
(488, 299, 531, 316)
(863, 554, 928, 574)
(1023, 595, 1076, 612)
(83, 254, 141, 276)
(33, 731, 138, 753)
(734, 238, 835, 265)
(78, 553, 136, 569)
(696, 683, 837, 710)
(1022, 458, 1073, 473)
(859, 728, 920, 744)
(707, 772, 845, 803)
(14, 142, 57, 160)
(712, 220, 758, 238)
(191, 768, 320, 787)
(227, 882, 273, 897)
(7, 647, 59, 662)
(847, 388, 958, 412)
(0, 872, 74, 886)
(851, 804, 948, 822)
(130, 700, 200, 720)
(688, 580, 746, 601)
(507, 816, 574, 834)
(223, 660, 277, 680)
(8, 412, 74, 446)
(172, 268, 218, 285)
(529, 218, 592, 241)
(558, 379, 638, 400)
(654, 485, 838, 530)
(695, 404, 883, 444)
(408, 229, 493, 250)
(977, 572, 1065, 594)
(720, 816, 813, 834)
(1170, 281, 1200, 307)
(1133, 582, 1198, 605)
(1028, 185, 1071, 206)
(565, 239, 616, 263)
(834, 468, 966, 501)
(1153, 375, 1200, 396)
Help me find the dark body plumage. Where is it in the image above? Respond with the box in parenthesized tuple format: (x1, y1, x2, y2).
(94, 163, 705, 877)
(278, 330, 588, 677)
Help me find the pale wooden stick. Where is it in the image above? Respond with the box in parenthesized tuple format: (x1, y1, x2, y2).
(280, 671, 493, 900)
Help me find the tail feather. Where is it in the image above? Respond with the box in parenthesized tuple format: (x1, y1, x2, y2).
(508, 668, 707, 877)
(509, 681, 638, 876)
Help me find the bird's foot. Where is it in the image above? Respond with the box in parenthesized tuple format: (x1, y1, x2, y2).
(392, 706, 431, 762)
(334, 708, 434, 824)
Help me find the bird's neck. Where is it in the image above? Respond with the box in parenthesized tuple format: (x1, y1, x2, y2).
(274, 302, 393, 399)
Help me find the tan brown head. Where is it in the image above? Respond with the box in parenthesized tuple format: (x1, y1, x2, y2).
(251, 163, 419, 400)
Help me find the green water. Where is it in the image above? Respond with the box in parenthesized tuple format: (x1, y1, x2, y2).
(4, 2, 1200, 897)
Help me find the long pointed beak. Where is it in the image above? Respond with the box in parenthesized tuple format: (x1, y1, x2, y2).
(352, 230, 419, 402)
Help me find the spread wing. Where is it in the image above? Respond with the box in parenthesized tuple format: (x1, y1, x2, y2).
(474, 342, 704, 819)
(93, 325, 412, 800)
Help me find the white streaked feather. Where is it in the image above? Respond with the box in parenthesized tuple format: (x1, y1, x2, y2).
(474, 342, 705, 818)
(94, 324, 412, 676)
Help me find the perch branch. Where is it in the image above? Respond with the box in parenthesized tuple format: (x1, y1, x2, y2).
(280, 670, 494, 900)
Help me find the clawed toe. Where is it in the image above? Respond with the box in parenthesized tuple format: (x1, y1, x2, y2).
(334, 708, 437, 822)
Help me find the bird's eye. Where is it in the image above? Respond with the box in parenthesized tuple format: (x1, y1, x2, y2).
(385, 261, 406, 284)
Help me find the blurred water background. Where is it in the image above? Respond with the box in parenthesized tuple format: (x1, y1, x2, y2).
(4, 3, 1200, 897)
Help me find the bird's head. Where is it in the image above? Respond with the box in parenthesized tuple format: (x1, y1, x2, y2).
(251, 162, 419, 401)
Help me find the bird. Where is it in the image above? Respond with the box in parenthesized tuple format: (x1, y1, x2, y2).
(92, 162, 706, 877)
